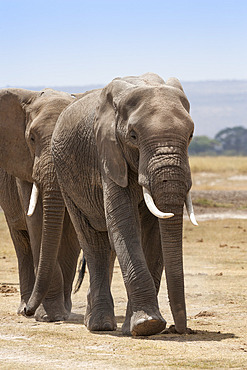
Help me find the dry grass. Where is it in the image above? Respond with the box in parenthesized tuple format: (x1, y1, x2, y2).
(189, 156, 247, 191)
(189, 156, 247, 174)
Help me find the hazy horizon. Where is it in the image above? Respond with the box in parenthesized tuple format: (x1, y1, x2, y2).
(2, 79, 245, 139)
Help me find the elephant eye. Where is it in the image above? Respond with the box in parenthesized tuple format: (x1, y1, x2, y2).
(30, 133, 35, 143)
(129, 130, 138, 143)
(189, 132, 193, 142)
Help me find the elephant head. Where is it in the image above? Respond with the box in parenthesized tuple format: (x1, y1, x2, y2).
(94, 73, 197, 333)
(0, 88, 75, 316)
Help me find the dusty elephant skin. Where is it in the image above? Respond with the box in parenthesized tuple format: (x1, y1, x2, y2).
(0, 88, 81, 321)
(52, 73, 196, 336)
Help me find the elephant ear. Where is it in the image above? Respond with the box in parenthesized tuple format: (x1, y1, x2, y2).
(0, 88, 38, 181)
(166, 78, 190, 113)
(166, 77, 184, 92)
(94, 79, 130, 187)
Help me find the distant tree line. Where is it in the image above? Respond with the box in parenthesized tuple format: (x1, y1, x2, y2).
(189, 126, 247, 156)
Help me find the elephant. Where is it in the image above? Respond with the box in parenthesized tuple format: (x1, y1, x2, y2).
(51, 72, 197, 336)
(0, 88, 81, 321)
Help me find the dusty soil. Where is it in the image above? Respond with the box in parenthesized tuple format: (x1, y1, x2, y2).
(0, 190, 247, 369)
(192, 190, 247, 221)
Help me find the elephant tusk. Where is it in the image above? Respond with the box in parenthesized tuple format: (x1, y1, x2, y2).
(185, 191, 198, 226)
(143, 187, 174, 219)
(27, 183, 39, 217)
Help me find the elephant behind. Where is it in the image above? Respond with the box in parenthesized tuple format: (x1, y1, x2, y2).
(0, 88, 82, 321)
(52, 73, 197, 336)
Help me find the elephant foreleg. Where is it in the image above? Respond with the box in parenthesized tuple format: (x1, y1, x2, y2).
(122, 201, 164, 334)
(0, 170, 35, 314)
(6, 219, 35, 313)
(102, 177, 166, 336)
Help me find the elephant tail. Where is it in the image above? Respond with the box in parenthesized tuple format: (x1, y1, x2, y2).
(74, 255, 86, 293)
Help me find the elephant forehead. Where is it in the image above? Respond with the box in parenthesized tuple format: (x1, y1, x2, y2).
(121, 86, 190, 120)
(27, 97, 72, 129)
(29, 95, 72, 115)
(127, 99, 193, 132)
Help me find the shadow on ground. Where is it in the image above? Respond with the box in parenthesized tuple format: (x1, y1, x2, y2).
(63, 312, 236, 342)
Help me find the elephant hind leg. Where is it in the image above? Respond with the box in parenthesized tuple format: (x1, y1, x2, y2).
(58, 209, 81, 313)
(61, 193, 116, 331)
(81, 227, 116, 331)
(84, 246, 116, 331)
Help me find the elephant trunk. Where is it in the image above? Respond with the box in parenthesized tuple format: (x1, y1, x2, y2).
(159, 211, 186, 333)
(139, 147, 191, 333)
(25, 162, 65, 316)
(150, 173, 187, 332)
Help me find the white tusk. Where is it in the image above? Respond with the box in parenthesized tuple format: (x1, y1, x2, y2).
(185, 191, 198, 226)
(27, 183, 39, 217)
(143, 187, 174, 219)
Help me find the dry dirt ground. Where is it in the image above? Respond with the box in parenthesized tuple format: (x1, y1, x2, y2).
(0, 189, 247, 369)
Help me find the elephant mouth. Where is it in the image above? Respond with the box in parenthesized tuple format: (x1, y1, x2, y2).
(142, 187, 198, 226)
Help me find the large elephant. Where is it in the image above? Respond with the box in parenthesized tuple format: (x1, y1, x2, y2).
(0, 88, 81, 321)
(52, 73, 197, 336)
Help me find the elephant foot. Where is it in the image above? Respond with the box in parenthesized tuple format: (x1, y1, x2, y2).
(18, 302, 34, 318)
(84, 305, 117, 331)
(122, 317, 131, 335)
(123, 310, 166, 336)
(34, 303, 69, 322)
(17, 300, 28, 315)
(64, 294, 72, 313)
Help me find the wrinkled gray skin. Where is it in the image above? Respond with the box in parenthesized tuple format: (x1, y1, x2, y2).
(52, 73, 194, 336)
(0, 88, 81, 321)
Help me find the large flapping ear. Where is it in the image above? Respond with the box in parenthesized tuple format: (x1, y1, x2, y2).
(166, 78, 190, 112)
(94, 79, 131, 187)
(0, 88, 38, 181)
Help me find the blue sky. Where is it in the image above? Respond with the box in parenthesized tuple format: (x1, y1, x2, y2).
(0, 0, 246, 86)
